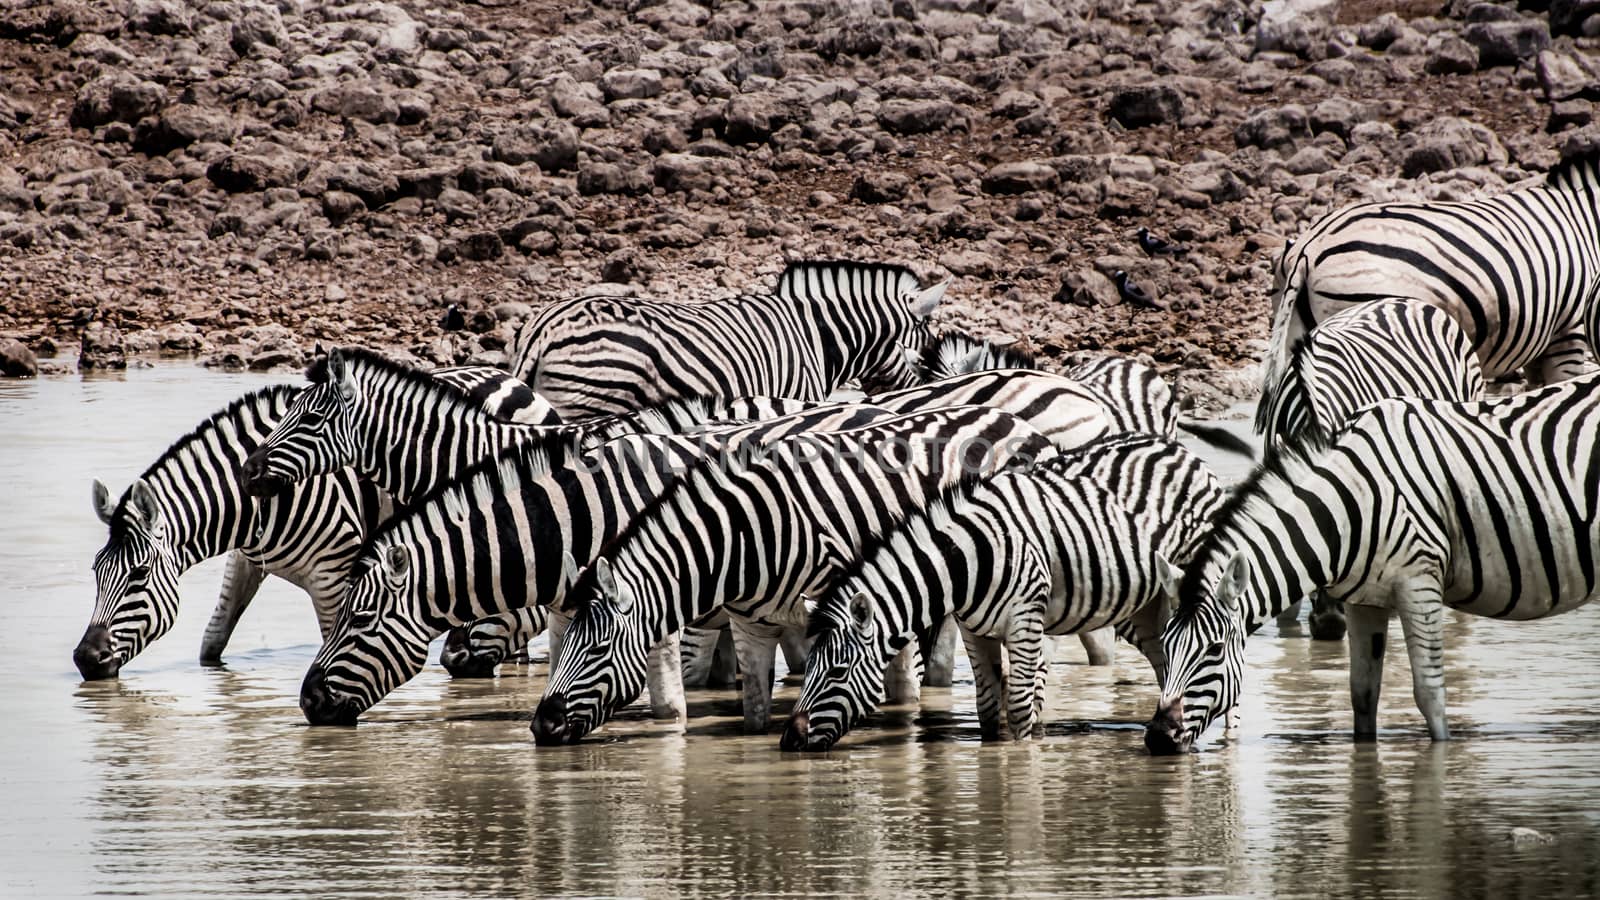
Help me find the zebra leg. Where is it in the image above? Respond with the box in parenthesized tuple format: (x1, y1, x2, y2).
(778, 626, 811, 679)
(199, 551, 267, 666)
(1077, 626, 1116, 666)
(709, 626, 737, 688)
(921, 616, 958, 688)
(1276, 599, 1304, 631)
(546, 610, 572, 676)
(1397, 594, 1450, 742)
(1121, 599, 1170, 684)
(884, 644, 922, 705)
(1308, 589, 1347, 642)
(729, 616, 782, 733)
(960, 626, 1007, 741)
(644, 632, 687, 724)
(1345, 603, 1392, 741)
(679, 626, 722, 689)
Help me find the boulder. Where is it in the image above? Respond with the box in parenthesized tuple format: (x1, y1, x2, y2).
(1424, 33, 1479, 76)
(1254, 0, 1340, 58)
(1551, 0, 1600, 36)
(1234, 105, 1310, 150)
(311, 82, 400, 124)
(207, 148, 306, 193)
(0, 338, 37, 377)
(124, 0, 193, 35)
(1401, 116, 1509, 177)
(70, 73, 166, 129)
(132, 105, 236, 153)
(79, 322, 126, 370)
(1309, 96, 1372, 140)
(1107, 84, 1184, 128)
(1537, 50, 1600, 102)
(599, 68, 664, 101)
(1054, 269, 1119, 307)
(877, 99, 965, 135)
(851, 170, 910, 203)
(1464, 20, 1550, 68)
(577, 163, 653, 196)
(230, 4, 289, 55)
(981, 161, 1058, 194)
(491, 120, 579, 172)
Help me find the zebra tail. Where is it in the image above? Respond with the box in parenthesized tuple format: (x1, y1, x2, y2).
(1176, 420, 1257, 459)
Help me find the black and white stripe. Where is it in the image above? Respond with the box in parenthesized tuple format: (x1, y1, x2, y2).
(532, 407, 1057, 744)
(1147, 372, 1600, 754)
(510, 261, 944, 419)
(1261, 152, 1600, 412)
(297, 403, 896, 725)
(783, 433, 1224, 751)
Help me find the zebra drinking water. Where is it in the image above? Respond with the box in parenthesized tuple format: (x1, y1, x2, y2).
(1261, 151, 1600, 413)
(1146, 372, 1600, 754)
(531, 407, 1057, 743)
(510, 260, 943, 419)
(781, 433, 1224, 751)
(1256, 298, 1488, 641)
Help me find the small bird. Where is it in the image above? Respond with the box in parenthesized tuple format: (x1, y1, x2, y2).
(1113, 271, 1163, 322)
(441, 303, 465, 332)
(1137, 226, 1188, 257)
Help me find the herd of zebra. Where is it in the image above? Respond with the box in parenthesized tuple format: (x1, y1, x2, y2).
(76, 151, 1600, 756)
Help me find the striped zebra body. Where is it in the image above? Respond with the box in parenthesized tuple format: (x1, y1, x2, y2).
(783, 433, 1224, 751)
(919, 330, 1038, 380)
(510, 261, 943, 419)
(1147, 372, 1600, 754)
(298, 402, 896, 725)
(532, 407, 1057, 743)
(75, 388, 382, 679)
(1257, 298, 1487, 641)
(430, 365, 561, 425)
(1261, 153, 1600, 410)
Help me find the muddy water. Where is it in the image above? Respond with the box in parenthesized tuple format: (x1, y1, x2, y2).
(3, 366, 1599, 898)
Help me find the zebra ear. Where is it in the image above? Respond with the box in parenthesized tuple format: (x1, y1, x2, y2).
(126, 480, 162, 532)
(1155, 554, 1183, 600)
(848, 591, 874, 636)
(909, 281, 946, 318)
(594, 558, 633, 615)
(383, 543, 411, 582)
(1218, 552, 1250, 612)
(561, 551, 581, 589)
(91, 479, 116, 524)
(328, 348, 359, 405)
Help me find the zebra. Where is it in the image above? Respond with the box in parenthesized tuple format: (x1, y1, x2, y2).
(1256, 298, 1487, 641)
(431, 365, 561, 425)
(297, 403, 900, 726)
(782, 433, 1225, 751)
(1145, 372, 1600, 754)
(531, 406, 1058, 744)
(76, 388, 382, 679)
(509, 260, 943, 419)
(1259, 151, 1600, 422)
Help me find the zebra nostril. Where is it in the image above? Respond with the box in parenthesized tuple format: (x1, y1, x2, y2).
(531, 695, 568, 745)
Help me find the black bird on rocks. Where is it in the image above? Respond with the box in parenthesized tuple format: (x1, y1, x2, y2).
(1137, 226, 1188, 257)
(441, 303, 465, 332)
(1113, 271, 1163, 322)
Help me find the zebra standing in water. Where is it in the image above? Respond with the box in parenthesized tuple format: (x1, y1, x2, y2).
(532, 407, 1057, 743)
(297, 403, 905, 726)
(75, 365, 549, 679)
(1146, 373, 1600, 754)
(782, 433, 1224, 751)
(1256, 299, 1487, 640)
(510, 261, 942, 419)
(1261, 151, 1600, 412)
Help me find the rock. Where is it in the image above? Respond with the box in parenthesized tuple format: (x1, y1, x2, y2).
(1285, 145, 1337, 175)
(79, 322, 126, 371)
(981, 161, 1058, 194)
(851, 170, 911, 203)
(724, 94, 790, 145)
(311, 82, 400, 124)
(600, 68, 664, 101)
(249, 348, 303, 371)
(577, 163, 652, 196)
(125, 0, 193, 34)
(1464, 20, 1550, 68)
(70, 73, 166, 129)
(992, 90, 1043, 119)
(1550, 100, 1595, 132)
(1425, 32, 1480, 75)
(550, 75, 609, 126)
(132, 105, 237, 153)
(1054, 269, 1118, 307)
(654, 153, 734, 192)
(941, 249, 999, 277)
(1107, 84, 1184, 128)
(306, 161, 399, 209)
(1551, 0, 1600, 36)
(1401, 116, 1509, 177)
(230, 4, 289, 55)
(491, 120, 580, 172)
(1310, 97, 1372, 140)
(1235, 105, 1310, 150)
(437, 188, 480, 221)
(1099, 178, 1159, 217)
(877, 99, 965, 135)
(406, 233, 439, 262)
(322, 190, 365, 224)
(1537, 51, 1600, 102)
(207, 149, 305, 193)
(1254, 0, 1340, 58)
(459, 231, 504, 261)
(0, 338, 37, 377)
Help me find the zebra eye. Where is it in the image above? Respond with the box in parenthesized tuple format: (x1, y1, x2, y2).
(301, 410, 325, 427)
(827, 661, 851, 680)
(128, 565, 150, 581)
(1206, 641, 1226, 657)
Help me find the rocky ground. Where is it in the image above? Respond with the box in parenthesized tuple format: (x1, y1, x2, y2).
(0, 0, 1597, 410)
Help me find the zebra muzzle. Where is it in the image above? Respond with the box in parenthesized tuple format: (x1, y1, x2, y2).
(1143, 700, 1189, 756)
(532, 694, 571, 746)
(240, 449, 287, 497)
(779, 710, 813, 752)
(300, 665, 361, 726)
(73, 625, 121, 680)
(440, 627, 501, 679)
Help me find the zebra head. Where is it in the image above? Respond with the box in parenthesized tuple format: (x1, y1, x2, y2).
(299, 542, 433, 726)
(532, 557, 650, 746)
(781, 590, 901, 752)
(1146, 551, 1250, 755)
(78, 479, 179, 680)
(242, 348, 360, 496)
(856, 279, 945, 394)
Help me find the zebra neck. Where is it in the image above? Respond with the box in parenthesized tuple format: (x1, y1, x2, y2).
(148, 406, 268, 570)
(351, 368, 494, 503)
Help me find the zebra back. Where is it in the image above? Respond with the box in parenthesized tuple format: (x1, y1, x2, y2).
(872, 369, 1112, 452)
(1065, 356, 1177, 436)
(431, 365, 560, 425)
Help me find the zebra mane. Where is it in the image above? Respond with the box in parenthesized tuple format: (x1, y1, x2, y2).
(1546, 149, 1600, 190)
(919, 330, 1038, 381)
(307, 346, 489, 408)
(107, 385, 298, 540)
(774, 260, 921, 301)
(1174, 432, 1327, 617)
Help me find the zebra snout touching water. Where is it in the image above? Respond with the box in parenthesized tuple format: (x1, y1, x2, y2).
(782, 433, 1223, 752)
(1256, 298, 1487, 642)
(1148, 372, 1600, 754)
